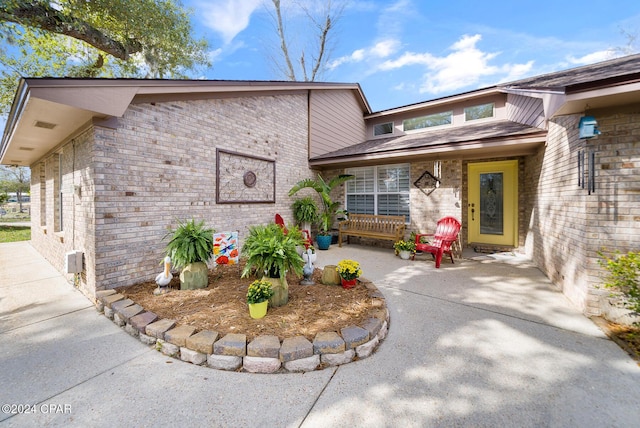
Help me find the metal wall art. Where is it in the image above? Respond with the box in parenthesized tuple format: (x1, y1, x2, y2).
(413, 170, 441, 195)
(216, 149, 276, 203)
(578, 149, 596, 194)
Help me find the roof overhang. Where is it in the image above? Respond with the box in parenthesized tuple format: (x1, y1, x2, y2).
(1, 78, 370, 166)
(310, 130, 546, 169)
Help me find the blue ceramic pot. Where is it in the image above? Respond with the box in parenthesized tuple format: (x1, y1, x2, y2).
(316, 234, 332, 250)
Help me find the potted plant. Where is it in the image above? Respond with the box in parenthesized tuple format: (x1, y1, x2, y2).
(288, 173, 354, 250)
(241, 223, 305, 306)
(246, 279, 274, 319)
(163, 219, 214, 290)
(292, 196, 319, 234)
(394, 240, 416, 260)
(336, 259, 362, 289)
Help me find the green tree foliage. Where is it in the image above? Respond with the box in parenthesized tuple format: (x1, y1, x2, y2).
(600, 250, 640, 321)
(0, 165, 29, 209)
(0, 0, 210, 114)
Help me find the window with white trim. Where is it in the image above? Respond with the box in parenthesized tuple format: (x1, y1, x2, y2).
(345, 164, 410, 222)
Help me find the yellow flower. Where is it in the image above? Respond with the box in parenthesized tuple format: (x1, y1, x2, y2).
(336, 259, 362, 280)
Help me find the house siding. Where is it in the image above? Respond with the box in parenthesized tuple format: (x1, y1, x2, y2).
(30, 93, 314, 294)
(506, 93, 546, 128)
(309, 90, 366, 158)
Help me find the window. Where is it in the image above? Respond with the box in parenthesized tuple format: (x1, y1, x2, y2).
(39, 163, 46, 227)
(345, 164, 410, 221)
(54, 153, 63, 232)
(373, 122, 394, 136)
(403, 111, 452, 131)
(464, 102, 494, 121)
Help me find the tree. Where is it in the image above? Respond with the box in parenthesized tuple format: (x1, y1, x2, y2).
(268, 0, 344, 81)
(0, 165, 29, 211)
(0, 0, 210, 114)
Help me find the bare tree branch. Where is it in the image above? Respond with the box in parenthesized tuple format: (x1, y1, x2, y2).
(272, 0, 297, 81)
(269, 0, 343, 82)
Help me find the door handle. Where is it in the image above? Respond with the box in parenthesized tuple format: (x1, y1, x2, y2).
(471, 208, 475, 221)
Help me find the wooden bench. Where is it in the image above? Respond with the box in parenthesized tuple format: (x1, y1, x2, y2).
(338, 214, 406, 247)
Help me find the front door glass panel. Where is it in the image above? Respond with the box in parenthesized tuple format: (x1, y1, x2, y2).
(479, 173, 503, 235)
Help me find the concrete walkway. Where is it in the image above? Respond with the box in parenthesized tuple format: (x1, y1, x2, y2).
(1, 241, 639, 427)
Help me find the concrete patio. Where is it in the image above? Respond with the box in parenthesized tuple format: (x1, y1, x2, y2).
(1, 241, 639, 427)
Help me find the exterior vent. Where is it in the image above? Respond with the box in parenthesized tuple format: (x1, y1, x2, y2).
(34, 120, 57, 129)
(18, 146, 35, 151)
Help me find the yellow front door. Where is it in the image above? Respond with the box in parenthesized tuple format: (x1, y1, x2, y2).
(468, 160, 518, 247)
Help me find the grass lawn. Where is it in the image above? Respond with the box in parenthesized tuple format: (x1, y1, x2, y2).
(0, 225, 31, 242)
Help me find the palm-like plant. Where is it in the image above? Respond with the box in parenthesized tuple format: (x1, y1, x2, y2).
(288, 173, 354, 234)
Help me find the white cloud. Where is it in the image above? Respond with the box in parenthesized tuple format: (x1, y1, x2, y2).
(198, 0, 264, 45)
(327, 38, 400, 70)
(567, 49, 619, 65)
(378, 34, 534, 94)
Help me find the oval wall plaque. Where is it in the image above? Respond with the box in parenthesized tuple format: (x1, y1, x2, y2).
(243, 171, 257, 188)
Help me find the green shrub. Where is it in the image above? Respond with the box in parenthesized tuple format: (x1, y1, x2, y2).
(163, 219, 214, 269)
(599, 250, 640, 319)
(240, 223, 305, 279)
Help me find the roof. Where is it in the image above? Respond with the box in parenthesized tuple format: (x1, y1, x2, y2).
(1, 78, 370, 166)
(501, 53, 640, 93)
(310, 120, 547, 166)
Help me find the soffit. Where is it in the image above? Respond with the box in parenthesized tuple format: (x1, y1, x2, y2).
(1, 98, 100, 166)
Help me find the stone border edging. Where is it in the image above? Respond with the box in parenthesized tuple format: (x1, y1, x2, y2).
(93, 278, 389, 373)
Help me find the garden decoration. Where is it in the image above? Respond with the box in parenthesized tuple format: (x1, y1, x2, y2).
(288, 173, 354, 250)
(394, 240, 416, 260)
(246, 279, 274, 319)
(213, 231, 239, 265)
(163, 219, 214, 290)
(336, 259, 362, 289)
(300, 247, 315, 285)
(154, 255, 173, 295)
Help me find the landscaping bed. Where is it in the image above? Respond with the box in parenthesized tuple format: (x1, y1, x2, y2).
(118, 262, 385, 342)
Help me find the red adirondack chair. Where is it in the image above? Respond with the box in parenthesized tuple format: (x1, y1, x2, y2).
(275, 214, 312, 249)
(414, 216, 461, 268)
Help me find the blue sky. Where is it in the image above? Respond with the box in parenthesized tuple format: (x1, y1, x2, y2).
(187, 0, 640, 111)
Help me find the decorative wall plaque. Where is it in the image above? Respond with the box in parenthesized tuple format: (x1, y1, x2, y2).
(216, 149, 275, 204)
(413, 170, 441, 195)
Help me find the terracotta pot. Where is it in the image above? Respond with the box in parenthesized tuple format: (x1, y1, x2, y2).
(341, 277, 357, 289)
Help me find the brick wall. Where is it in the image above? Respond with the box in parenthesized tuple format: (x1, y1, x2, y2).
(86, 94, 313, 291)
(30, 128, 96, 297)
(524, 106, 640, 317)
(586, 105, 640, 321)
(410, 160, 462, 235)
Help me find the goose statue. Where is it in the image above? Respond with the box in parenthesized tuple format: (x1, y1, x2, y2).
(300, 248, 315, 285)
(155, 256, 173, 292)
